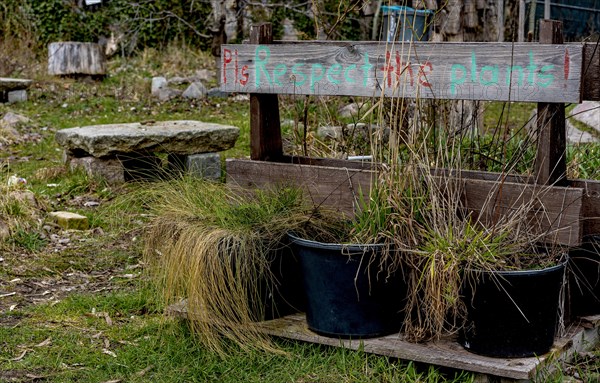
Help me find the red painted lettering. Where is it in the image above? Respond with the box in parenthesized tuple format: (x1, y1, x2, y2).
(223, 48, 232, 84)
(418, 61, 433, 88)
(380, 51, 395, 87)
(394, 52, 413, 86)
(240, 65, 249, 85)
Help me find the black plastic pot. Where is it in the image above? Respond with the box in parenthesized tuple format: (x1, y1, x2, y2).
(460, 260, 567, 358)
(252, 244, 306, 321)
(569, 235, 600, 317)
(288, 233, 407, 338)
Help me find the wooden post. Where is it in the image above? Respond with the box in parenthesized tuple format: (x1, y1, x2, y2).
(48, 42, 106, 76)
(249, 23, 283, 161)
(518, 0, 526, 42)
(534, 20, 567, 186)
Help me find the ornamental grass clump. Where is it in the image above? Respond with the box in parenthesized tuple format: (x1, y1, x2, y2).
(143, 176, 344, 355)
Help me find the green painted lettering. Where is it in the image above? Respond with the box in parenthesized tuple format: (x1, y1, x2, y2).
(344, 64, 357, 84)
(326, 63, 342, 85)
(361, 53, 373, 87)
(310, 63, 325, 92)
(273, 64, 287, 86)
(538, 65, 554, 88)
(527, 51, 538, 85)
(471, 51, 477, 82)
(292, 63, 306, 86)
(254, 46, 272, 87)
(480, 65, 499, 86)
(450, 64, 467, 95)
(506, 65, 524, 86)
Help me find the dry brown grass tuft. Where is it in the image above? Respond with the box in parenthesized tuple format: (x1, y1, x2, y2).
(142, 177, 344, 355)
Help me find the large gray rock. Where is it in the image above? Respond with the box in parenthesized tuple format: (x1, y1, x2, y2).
(56, 120, 239, 157)
(571, 101, 600, 134)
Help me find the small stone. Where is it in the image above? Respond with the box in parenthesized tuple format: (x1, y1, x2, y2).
(317, 125, 343, 140)
(182, 82, 207, 99)
(151, 77, 167, 96)
(338, 103, 360, 118)
(232, 94, 249, 102)
(7, 90, 27, 103)
(157, 87, 181, 101)
(2, 112, 30, 126)
(49, 211, 89, 230)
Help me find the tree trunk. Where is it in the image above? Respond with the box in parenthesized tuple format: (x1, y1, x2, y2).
(48, 42, 106, 76)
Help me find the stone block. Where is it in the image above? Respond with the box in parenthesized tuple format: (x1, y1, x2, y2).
(55, 120, 239, 157)
(7, 90, 27, 103)
(49, 211, 89, 230)
(68, 155, 125, 184)
(169, 153, 221, 180)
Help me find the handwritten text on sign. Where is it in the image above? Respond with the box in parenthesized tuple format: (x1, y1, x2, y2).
(220, 43, 583, 103)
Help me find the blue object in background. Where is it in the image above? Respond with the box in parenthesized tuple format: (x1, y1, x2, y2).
(381, 5, 433, 42)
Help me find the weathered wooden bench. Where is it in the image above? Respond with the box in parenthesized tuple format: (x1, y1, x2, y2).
(0, 78, 32, 103)
(55, 120, 239, 183)
(222, 21, 600, 249)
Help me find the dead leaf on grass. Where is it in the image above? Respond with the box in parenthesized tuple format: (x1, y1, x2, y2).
(104, 312, 113, 326)
(102, 349, 117, 358)
(0, 292, 16, 299)
(10, 349, 30, 361)
(136, 365, 154, 376)
(34, 337, 52, 347)
(101, 380, 122, 383)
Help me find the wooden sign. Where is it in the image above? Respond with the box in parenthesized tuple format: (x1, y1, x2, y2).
(221, 42, 583, 103)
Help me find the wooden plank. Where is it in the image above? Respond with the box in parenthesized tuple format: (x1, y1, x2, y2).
(535, 20, 568, 186)
(168, 301, 600, 382)
(227, 161, 584, 245)
(249, 24, 283, 161)
(221, 42, 583, 103)
(460, 177, 583, 246)
(582, 42, 600, 102)
(571, 179, 600, 237)
(226, 159, 374, 217)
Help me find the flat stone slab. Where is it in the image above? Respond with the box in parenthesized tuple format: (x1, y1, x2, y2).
(55, 120, 239, 157)
(0, 78, 32, 92)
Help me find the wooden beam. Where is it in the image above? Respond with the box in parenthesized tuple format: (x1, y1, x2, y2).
(248, 24, 283, 161)
(571, 179, 600, 237)
(583, 42, 600, 101)
(535, 20, 568, 186)
(226, 159, 374, 217)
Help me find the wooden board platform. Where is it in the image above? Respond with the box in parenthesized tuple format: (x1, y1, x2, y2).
(167, 302, 600, 382)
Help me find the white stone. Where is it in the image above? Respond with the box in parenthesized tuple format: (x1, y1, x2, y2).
(151, 76, 167, 96)
(7, 90, 27, 103)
